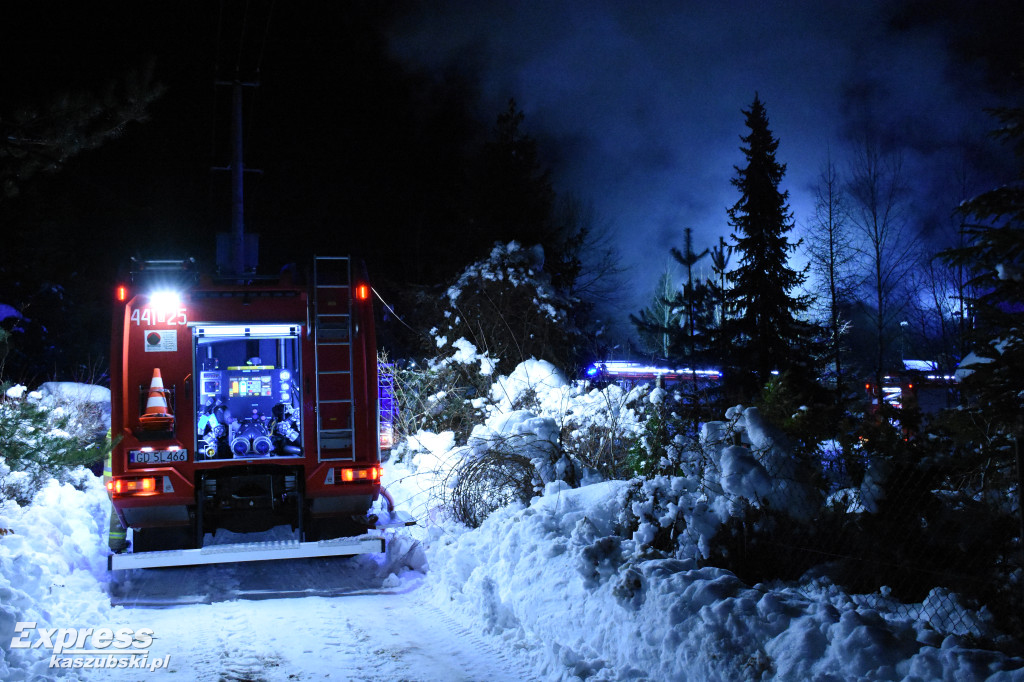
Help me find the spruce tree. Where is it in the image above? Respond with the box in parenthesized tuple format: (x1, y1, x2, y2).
(709, 237, 733, 366)
(631, 226, 716, 366)
(671, 227, 710, 364)
(942, 105, 1024, 441)
(726, 95, 813, 394)
(631, 270, 718, 366)
(632, 266, 681, 360)
(473, 99, 556, 254)
(0, 65, 164, 203)
(932, 109, 1024, 618)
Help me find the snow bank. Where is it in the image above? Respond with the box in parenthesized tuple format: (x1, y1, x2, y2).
(0, 474, 113, 679)
(424, 481, 1024, 681)
(34, 383, 111, 407)
(489, 359, 566, 410)
(1, 366, 1020, 680)
(35, 382, 112, 439)
(389, 360, 1024, 679)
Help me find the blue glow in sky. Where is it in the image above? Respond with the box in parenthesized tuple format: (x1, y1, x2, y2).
(388, 0, 1016, 314)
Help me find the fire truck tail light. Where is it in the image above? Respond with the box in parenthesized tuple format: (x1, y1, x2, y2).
(355, 284, 369, 301)
(337, 466, 381, 483)
(108, 477, 158, 495)
(116, 285, 128, 302)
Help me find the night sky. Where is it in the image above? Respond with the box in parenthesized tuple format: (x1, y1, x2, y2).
(2, 1, 1022, 326)
(388, 1, 1022, 301)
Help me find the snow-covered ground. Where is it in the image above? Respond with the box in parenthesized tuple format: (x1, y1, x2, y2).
(2, 375, 1024, 681)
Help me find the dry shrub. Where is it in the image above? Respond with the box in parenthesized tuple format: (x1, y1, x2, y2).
(391, 361, 491, 446)
(449, 446, 537, 528)
(557, 385, 644, 481)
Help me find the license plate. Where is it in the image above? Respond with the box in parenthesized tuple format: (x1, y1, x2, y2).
(129, 449, 188, 465)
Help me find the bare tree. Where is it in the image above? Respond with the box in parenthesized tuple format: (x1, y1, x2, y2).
(805, 153, 857, 395)
(553, 194, 625, 305)
(940, 150, 979, 365)
(906, 152, 982, 373)
(846, 140, 920, 397)
(902, 258, 954, 367)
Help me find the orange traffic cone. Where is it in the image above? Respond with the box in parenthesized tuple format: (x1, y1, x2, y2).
(139, 368, 174, 431)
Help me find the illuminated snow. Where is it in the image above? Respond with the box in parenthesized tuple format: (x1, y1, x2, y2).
(1, 377, 1022, 679)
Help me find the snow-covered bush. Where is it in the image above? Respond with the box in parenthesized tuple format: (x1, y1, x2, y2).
(616, 405, 835, 578)
(556, 382, 645, 482)
(447, 398, 561, 527)
(430, 242, 581, 371)
(391, 360, 648, 526)
(485, 360, 657, 487)
(0, 383, 108, 506)
(391, 358, 493, 446)
(34, 382, 111, 452)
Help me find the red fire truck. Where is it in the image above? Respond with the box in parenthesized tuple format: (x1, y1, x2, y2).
(107, 257, 406, 570)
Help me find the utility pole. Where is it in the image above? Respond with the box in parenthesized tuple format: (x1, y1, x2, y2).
(900, 320, 908, 364)
(230, 81, 245, 277)
(213, 78, 260, 277)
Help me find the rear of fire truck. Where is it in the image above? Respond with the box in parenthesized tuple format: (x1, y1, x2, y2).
(107, 257, 404, 570)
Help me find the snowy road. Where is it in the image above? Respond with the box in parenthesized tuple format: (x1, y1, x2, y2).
(101, 541, 538, 682)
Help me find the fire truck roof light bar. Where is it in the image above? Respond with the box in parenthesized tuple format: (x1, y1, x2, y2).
(588, 361, 723, 378)
(195, 325, 300, 338)
(149, 290, 181, 308)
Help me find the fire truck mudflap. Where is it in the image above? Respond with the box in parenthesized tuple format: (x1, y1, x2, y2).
(106, 258, 410, 570)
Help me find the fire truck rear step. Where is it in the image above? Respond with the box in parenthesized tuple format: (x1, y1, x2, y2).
(109, 535, 384, 570)
(372, 509, 416, 529)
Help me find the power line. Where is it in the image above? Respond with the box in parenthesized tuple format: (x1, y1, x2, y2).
(255, 0, 275, 76)
(247, 0, 274, 160)
(235, 0, 250, 74)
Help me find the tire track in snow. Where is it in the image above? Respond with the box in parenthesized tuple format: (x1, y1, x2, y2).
(211, 605, 284, 681)
(186, 602, 286, 681)
(390, 597, 541, 682)
(107, 561, 540, 681)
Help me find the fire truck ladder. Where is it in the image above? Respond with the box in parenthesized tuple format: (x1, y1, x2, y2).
(313, 256, 356, 461)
